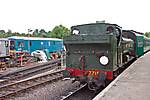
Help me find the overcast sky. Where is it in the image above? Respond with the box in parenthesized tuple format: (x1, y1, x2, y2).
(0, 0, 149, 33)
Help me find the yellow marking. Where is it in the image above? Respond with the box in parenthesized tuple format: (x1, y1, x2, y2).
(88, 71, 99, 76)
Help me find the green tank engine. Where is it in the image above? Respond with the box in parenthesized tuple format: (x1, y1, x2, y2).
(63, 23, 134, 90)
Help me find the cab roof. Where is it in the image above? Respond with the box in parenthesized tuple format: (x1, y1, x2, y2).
(71, 23, 122, 29)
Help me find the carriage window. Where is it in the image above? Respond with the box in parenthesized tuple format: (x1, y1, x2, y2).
(5, 41, 9, 47)
(18, 42, 24, 47)
(30, 41, 32, 46)
(52, 41, 56, 45)
(49, 42, 51, 46)
(10, 41, 15, 46)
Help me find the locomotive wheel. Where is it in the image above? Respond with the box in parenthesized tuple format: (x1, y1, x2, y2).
(88, 81, 99, 91)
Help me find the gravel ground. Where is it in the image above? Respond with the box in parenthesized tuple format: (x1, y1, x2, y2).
(7, 79, 80, 100)
(0, 62, 41, 75)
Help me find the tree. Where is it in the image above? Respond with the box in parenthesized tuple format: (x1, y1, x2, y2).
(7, 29, 12, 34)
(39, 29, 47, 37)
(145, 32, 150, 38)
(46, 31, 51, 38)
(39, 29, 46, 33)
(0, 30, 5, 34)
(0, 30, 5, 38)
(32, 29, 39, 37)
(51, 25, 70, 39)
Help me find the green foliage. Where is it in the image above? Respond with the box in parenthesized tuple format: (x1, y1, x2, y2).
(0, 25, 70, 38)
(0, 30, 5, 34)
(32, 29, 51, 38)
(38, 29, 48, 37)
(145, 32, 150, 38)
(50, 25, 70, 39)
(32, 29, 39, 37)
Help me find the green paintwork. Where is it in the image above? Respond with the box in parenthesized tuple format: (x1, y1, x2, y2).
(64, 23, 135, 74)
(122, 30, 144, 57)
(143, 36, 150, 52)
(64, 35, 117, 71)
(64, 23, 122, 72)
(135, 34, 144, 56)
(64, 35, 110, 44)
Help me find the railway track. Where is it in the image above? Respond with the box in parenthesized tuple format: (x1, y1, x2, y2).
(61, 84, 97, 100)
(0, 59, 60, 87)
(0, 70, 64, 100)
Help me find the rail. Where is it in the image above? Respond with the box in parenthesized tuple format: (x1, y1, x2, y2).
(0, 70, 64, 99)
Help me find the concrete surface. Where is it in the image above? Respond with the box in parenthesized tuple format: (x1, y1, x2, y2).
(93, 51, 150, 100)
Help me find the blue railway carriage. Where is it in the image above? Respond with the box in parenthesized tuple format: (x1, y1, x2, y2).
(7, 36, 64, 54)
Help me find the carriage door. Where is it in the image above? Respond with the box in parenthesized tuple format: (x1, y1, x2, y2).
(17, 40, 24, 52)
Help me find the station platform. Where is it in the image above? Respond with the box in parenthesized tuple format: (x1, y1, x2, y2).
(93, 51, 150, 100)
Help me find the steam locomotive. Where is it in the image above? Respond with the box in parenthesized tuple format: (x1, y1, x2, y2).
(63, 22, 150, 90)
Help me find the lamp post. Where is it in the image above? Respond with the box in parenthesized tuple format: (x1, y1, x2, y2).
(28, 29, 32, 53)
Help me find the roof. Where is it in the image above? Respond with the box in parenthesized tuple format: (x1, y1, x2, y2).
(7, 36, 62, 41)
(71, 23, 122, 29)
(123, 30, 143, 37)
(0, 38, 8, 41)
(130, 30, 144, 35)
